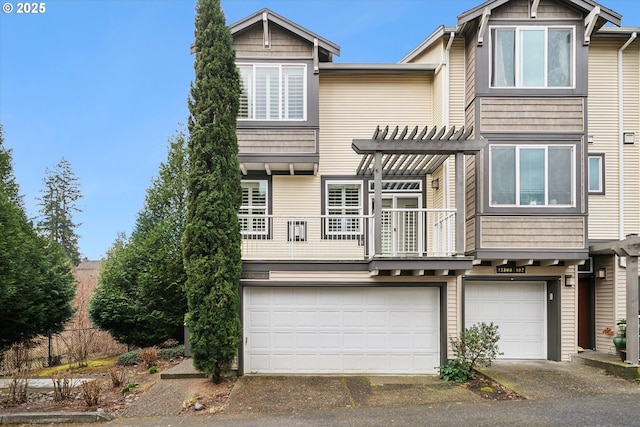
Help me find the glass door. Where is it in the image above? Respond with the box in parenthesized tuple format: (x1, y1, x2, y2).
(370, 195, 421, 256)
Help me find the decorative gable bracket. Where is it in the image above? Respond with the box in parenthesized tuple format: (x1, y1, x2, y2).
(477, 7, 491, 46)
(584, 6, 600, 45)
(530, 0, 540, 18)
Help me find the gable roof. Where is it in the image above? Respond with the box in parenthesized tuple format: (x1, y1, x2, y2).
(457, 0, 621, 28)
(228, 8, 340, 57)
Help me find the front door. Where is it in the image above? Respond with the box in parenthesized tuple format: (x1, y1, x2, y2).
(370, 195, 421, 256)
(578, 277, 593, 349)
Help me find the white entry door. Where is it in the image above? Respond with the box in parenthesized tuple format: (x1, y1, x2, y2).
(244, 286, 440, 374)
(465, 281, 546, 359)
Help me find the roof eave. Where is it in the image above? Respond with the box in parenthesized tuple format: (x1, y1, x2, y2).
(319, 63, 437, 74)
(457, 0, 621, 28)
(399, 25, 458, 64)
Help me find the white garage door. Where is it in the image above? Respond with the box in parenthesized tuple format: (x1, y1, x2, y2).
(244, 286, 439, 374)
(465, 281, 546, 359)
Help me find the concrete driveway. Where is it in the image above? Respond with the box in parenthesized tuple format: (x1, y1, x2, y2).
(223, 375, 483, 415)
(476, 359, 639, 400)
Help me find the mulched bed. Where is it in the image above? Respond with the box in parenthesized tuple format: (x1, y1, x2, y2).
(464, 372, 524, 401)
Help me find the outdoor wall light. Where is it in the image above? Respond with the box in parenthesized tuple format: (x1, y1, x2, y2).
(431, 178, 440, 190)
(597, 267, 607, 279)
(564, 274, 574, 287)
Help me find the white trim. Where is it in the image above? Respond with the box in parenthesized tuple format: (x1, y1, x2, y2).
(238, 63, 307, 121)
(489, 25, 576, 89)
(489, 144, 576, 208)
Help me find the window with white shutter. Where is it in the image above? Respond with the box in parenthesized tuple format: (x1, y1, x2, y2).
(237, 64, 306, 120)
(325, 182, 363, 236)
(240, 180, 268, 236)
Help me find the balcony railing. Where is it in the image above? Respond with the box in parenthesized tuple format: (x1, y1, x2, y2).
(240, 209, 456, 261)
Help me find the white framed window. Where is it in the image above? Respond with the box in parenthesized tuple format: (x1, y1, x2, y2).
(325, 181, 363, 236)
(491, 26, 574, 88)
(588, 154, 604, 194)
(490, 145, 575, 207)
(240, 180, 268, 235)
(238, 64, 306, 120)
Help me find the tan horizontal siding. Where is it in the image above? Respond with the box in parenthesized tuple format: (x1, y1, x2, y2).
(319, 74, 433, 175)
(480, 98, 584, 132)
(450, 39, 466, 127)
(622, 43, 640, 235)
(588, 39, 623, 239)
(272, 175, 319, 215)
(238, 129, 316, 154)
(594, 256, 615, 352)
(479, 216, 585, 249)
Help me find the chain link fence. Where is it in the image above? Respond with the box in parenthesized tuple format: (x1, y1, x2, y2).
(1, 328, 127, 374)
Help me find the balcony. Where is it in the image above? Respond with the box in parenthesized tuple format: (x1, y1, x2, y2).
(240, 208, 457, 261)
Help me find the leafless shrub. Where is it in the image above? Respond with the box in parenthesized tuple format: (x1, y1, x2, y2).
(5, 371, 29, 404)
(140, 347, 158, 367)
(108, 367, 126, 388)
(58, 327, 98, 367)
(51, 371, 75, 401)
(79, 379, 103, 406)
(1, 342, 34, 374)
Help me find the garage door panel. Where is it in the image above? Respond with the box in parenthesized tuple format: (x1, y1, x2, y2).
(244, 287, 439, 374)
(465, 281, 546, 359)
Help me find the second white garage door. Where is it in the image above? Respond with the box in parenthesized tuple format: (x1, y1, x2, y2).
(244, 286, 440, 374)
(465, 281, 546, 359)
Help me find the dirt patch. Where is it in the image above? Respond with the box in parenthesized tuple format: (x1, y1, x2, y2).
(464, 373, 524, 401)
(0, 358, 193, 417)
(179, 377, 235, 415)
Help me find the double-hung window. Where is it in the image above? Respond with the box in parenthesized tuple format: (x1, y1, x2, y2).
(238, 64, 306, 120)
(325, 181, 363, 237)
(490, 145, 575, 207)
(492, 26, 574, 88)
(240, 180, 268, 236)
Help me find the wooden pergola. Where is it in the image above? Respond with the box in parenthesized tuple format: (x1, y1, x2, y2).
(352, 125, 486, 257)
(591, 234, 640, 365)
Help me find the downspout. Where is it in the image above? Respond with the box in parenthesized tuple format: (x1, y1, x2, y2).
(618, 32, 636, 240)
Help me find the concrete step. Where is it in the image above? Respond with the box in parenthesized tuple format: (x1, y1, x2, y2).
(572, 350, 640, 380)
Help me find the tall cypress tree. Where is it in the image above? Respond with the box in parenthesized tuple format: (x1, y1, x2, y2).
(183, 0, 242, 382)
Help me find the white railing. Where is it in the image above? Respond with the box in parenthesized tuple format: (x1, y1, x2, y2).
(240, 209, 456, 261)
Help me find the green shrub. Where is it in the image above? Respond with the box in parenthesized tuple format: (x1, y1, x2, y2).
(158, 345, 184, 359)
(117, 350, 142, 366)
(149, 366, 158, 374)
(121, 382, 138, 394)
(438, 359, 472, 382)
(439, 322, 502, 382)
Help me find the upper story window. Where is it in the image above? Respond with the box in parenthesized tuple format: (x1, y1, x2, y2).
(238, 64, 306, 120)
(491, 26, 574, 88)
(490, 145, 575, 207)
(588, 154, 604, 194)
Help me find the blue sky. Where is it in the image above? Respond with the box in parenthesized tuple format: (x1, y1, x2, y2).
(1, 0, 638, 260)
